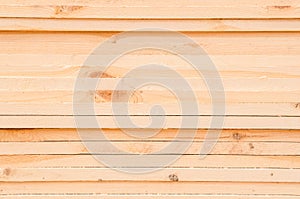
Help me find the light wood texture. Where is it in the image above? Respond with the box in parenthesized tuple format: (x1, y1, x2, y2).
(1, 0, 300, 198)
(0, 0, 300, 19)
(2, 18, 300, 32)
(2, 77, 299, 92)
(0, 32, 300, 119)
(0, 77, 299, 116)
(1, 103, 300, 116)
(0, 116, 299, 129)
(1, 154, 300, 168)
(1, 167, 299, 182)
(1, 129, 299, 142)
(1, 141, 299, 155)
(1, 182, 299, 195)
(1, 32, 300, 55)
(1, 91, 300, 103)
(0, 194, 299, 199)
(2, 55, 300, 78)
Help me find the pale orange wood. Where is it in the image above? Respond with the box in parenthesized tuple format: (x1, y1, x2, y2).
(1, 32, 300, 55)
(0, 141, 299, 155)
(0, 103, 300, 116)
(0, 0, 300, 19)
(0, 167, 299, 182)
(0, 77, 299, 92)
(2, 18, 300, 32)
(1, 155, 299, 169)
(0, 182, 299, 195)
(1, 195, 299, 199)
(1, 129, 299, 142)
(1, 55, 300, 78)
(0, 116, 299, 129)
(1, 91, 300, 103)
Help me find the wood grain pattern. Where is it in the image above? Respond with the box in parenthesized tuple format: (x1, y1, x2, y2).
(1, 182, 299, 195)
(1, 32, 300, 55)
(0, 116, 299, 129)
(1, 0, 300, 198)
(1, 168, 299, 182)
(1, 103, 300, 116)
(1, 141, 299, 155)
(1, 129, 299, 142)
(2, 55, 300, 78)
(0, 0, 299, 19)
(2, 18, 300, 32)
(1, 154, 300, 168)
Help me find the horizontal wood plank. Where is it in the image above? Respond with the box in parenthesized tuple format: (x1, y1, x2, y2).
(0, 0, 300, 19)
(1, 154, 300, 169)
(1, 129, 299, 142)
(1, 141, 299, 155)
(2, 55, 300, 78)
(1, 103, 300, 116)
(1, 181, 299, 195)
(2, 18, 300, 32)
(1, 32, 300, 55)
(0, 167, 299, 182)
(1, 78, 299, 92)
(1, 91, 300, 103)
(0, 116, 299, 129)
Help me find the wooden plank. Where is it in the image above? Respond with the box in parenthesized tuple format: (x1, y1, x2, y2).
(0, 141, 299, 155)
(0, 167, 299, 182)
(1, 78, 299, 92)
(1, 155, 300, 169)
(1, 32, 300, 55)
(1, 91, 300, 103)
(1, 129, 299, 142)
(0, 78, 298, 115)
(1, 182, 299, 195)
(0, 116, 299, 129)
(1, 103, 300, 116)
(1, 55, 300, 78)
(0, 78, 299, 113)
(2, 18, 300, 32)
(0, 0, 300, 19)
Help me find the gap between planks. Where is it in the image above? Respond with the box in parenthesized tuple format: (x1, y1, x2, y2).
(1, 195, 300, 199)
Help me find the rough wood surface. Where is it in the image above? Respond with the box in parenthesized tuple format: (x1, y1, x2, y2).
(1, 0, 300, 198)
(0, 0, 300, 19)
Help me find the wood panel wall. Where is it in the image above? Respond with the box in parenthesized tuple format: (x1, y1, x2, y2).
(0, 0, 300, 198)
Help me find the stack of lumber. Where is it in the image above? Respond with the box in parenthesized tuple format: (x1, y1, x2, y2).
(0, 0, 299, 198)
